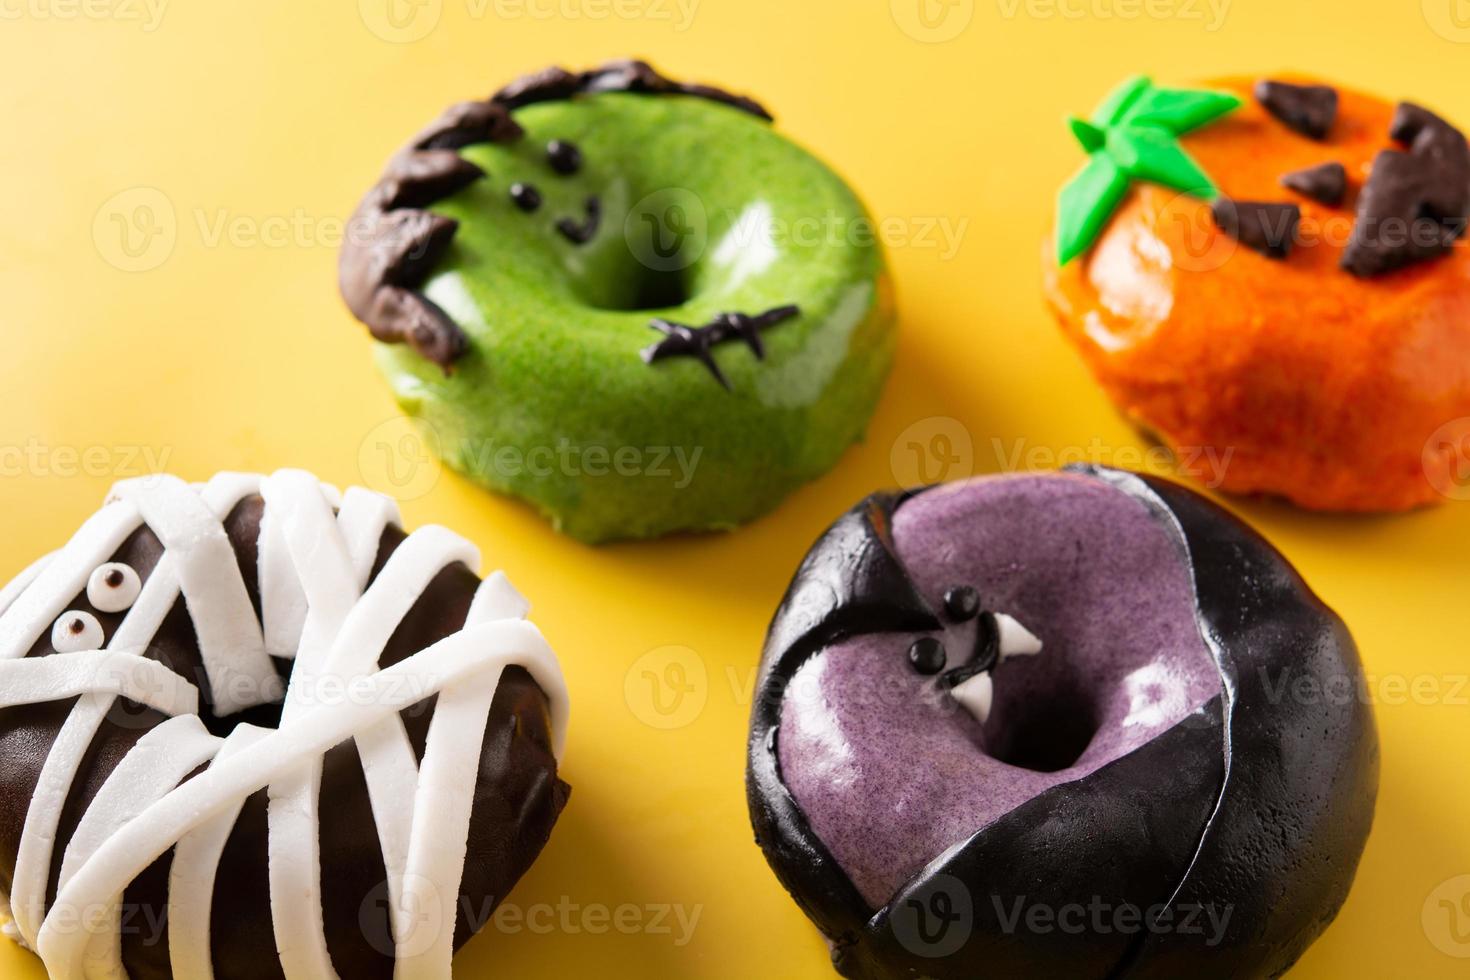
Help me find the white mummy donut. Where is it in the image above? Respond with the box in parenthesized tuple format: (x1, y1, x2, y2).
(0, 470, 571, 980)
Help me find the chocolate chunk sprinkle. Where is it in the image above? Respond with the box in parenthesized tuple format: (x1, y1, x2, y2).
(412, 99, 523, 150)
(1255, 80, 1338, 140)
(908, 637, 947, 676)
(492, 66, 581, 110)
(1281, 161, 1348, 207)
(641, 305, 799, 389)
(1211, 198, 1301, 259)
(555, 196, 602, 245)
(340, 60, 774, 371)
(510, 182, 542, 213)
(547, 140, 583, 175)
(491, 59, 772, 122)
(1342, 102, 1470, 277)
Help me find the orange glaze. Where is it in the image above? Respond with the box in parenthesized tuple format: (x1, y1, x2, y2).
(1043, 77, 1470, 511)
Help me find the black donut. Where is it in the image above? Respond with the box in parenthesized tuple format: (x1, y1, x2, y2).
(746, 465, 1378, 978)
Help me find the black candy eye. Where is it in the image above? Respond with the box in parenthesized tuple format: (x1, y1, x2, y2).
(547, 140, 582, 176)
(510, 182, 542, 213)
(511, 185, 546, 215)
(943, 586, 980, 622)
(908, 637, 947, 675)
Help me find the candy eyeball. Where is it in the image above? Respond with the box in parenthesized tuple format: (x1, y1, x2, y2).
(52, 611, 105, 653)
(87, 563, 142, 613)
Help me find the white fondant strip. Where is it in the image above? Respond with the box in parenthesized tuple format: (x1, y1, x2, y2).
(167, 724, 270, 980)
(268, 763, 336, 980)
(264, 471, 362, 685)
(7, 694, 113, 950)
(1, 652, 201, 950)
(59, 715, 221, 980)
(39, 620, 566, 979)
(324, 526, 479, 950)
(113, 475, 276, 715)
(337, 487, 402, 588)
(395, 669, 501, 978)
(0, 501, 140, 662)
(0, 651, 201, 716)
(326, 526, 480, 678)
(260, 505, 309, 659)
(262, 472, 385, 980)
(0, 553, 56, 620)
(469, 572, 531, 624)
(0, 472, 570, 980)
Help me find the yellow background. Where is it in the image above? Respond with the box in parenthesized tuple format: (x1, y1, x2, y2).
(2, 0, 1469, 976)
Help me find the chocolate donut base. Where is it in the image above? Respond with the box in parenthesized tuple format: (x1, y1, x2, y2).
(0, 497, 569, 980)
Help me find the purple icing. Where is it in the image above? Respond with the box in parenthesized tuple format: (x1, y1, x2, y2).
(776, 471, 1222, 908)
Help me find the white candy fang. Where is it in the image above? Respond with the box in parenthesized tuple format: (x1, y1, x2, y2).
(996, 613, 1043, 659)
(951, 671, 995, 725)
(953, 612, 1044, 726)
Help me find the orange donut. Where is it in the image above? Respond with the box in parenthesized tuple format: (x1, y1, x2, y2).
(1043, 76, 1470, 512)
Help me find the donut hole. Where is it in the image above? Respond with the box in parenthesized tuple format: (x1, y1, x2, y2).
(202, 689, 288, 738)
(559, 194, 704, 313)
(982, 675, 1101, 774)
(575, 256, 692, 313)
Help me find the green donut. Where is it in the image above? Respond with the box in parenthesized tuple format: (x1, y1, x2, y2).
(341, 61, 894, 543)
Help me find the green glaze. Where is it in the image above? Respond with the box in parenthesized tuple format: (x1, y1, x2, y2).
(1056, 77, 1241, 265)
(375, 93, 895, 543)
